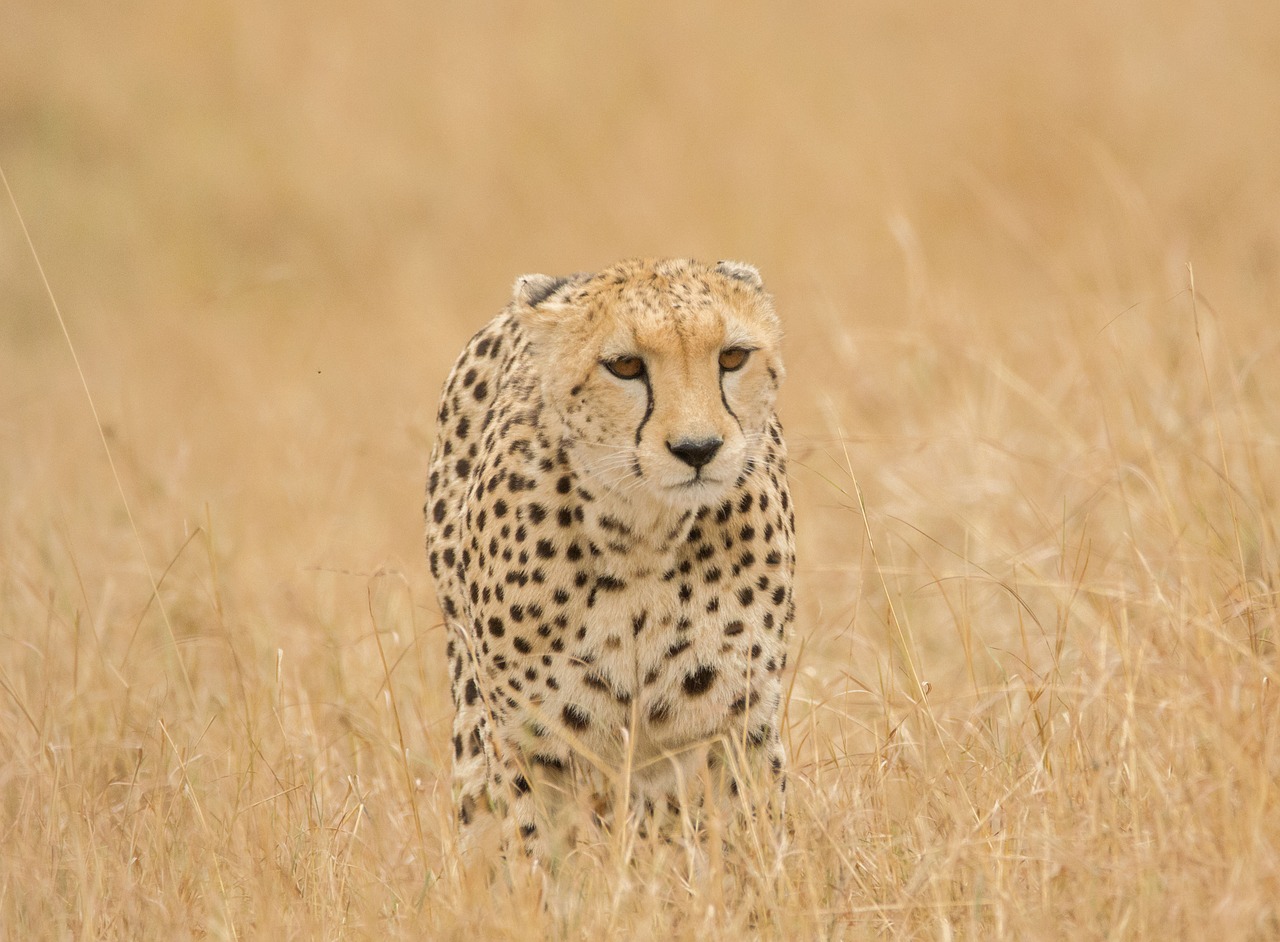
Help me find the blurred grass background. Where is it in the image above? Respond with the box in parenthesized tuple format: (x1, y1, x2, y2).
(2, 1, 1278, 938)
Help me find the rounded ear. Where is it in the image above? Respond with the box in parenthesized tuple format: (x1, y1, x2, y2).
(714, 259, 764, 290)
(512, 273, 569, 308)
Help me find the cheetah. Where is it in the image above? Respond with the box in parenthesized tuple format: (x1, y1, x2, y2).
(425, 257, 796, 859)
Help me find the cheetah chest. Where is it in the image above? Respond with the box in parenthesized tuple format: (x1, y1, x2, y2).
(476, 478, 791, 772)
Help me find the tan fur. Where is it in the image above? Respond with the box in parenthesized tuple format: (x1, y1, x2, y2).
(425, 257, 795, 860)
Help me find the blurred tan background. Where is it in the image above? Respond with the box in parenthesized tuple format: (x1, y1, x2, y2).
(2, 2, 1278, 935)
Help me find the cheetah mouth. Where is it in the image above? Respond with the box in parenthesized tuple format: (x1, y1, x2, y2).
(670, 475, 721, 491)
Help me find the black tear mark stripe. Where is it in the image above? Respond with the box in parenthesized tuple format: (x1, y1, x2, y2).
(719, 371, 743, 432)
(635, 371, 655, 445)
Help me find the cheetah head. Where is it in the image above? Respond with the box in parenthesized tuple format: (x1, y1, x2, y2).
(514, 257, 784, 512)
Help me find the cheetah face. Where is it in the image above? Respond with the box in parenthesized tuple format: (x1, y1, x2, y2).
(516, 258, 784, 511)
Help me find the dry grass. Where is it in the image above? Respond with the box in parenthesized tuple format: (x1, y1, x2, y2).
(2, 1, 1278, 938)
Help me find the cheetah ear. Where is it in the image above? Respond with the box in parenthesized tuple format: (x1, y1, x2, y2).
(512, 273, 569, 308)
(714, 260, 764, 290)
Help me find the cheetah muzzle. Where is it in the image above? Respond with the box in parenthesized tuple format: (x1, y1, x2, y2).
(425, 257, 796, 860)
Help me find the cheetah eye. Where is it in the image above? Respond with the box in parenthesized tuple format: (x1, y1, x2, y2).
(718, 347, 752, 372)
(603, 355, 646, 380)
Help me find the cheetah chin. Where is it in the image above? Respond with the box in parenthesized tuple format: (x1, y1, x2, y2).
(425, 257, 796, 861)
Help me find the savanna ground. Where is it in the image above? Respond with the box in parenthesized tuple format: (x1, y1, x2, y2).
(2, 2, 1278, 938)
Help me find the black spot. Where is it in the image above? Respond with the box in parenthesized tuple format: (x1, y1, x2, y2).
(512, 774, 530, 794)
(678, 583, 692, 602)
(519, 823, 537, 838)
(494, 498, 508, 517)
(532, 753, 565, 772)
(596, 575, 627, 592)
(667, 639, 691, 659)
(527, 503, 548, 524)
(632, 612, 647, 635)
(513, 636, 532, 654)
(557, 508, 573, 527)
(648, 700, 671, 724)
(536, 539, 556, 559)
(682, 665, 718, 697)
(724, 620, 745, 636)
(566, 543, 584, 562)
(704, 567, 722, 584)
(432, 500, 446, 523)
(556, 475, 573, 494)
(738, 587, 755, 606)
(772, 585, 787, 605)
(583, 673, 609, 692)
(473, 381, 489, 400)
(488, 617, 505, 637)
(464, 678, 479, 705)
(553, 588, 570, 605)
(562, 704, 591, 731)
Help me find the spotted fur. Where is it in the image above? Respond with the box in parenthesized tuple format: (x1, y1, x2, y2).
(425, 257, 796, 859)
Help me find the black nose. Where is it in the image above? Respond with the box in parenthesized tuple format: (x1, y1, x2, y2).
(667, 437, 723, 469)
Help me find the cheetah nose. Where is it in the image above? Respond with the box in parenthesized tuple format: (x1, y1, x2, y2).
(667, 437, 723, 469)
